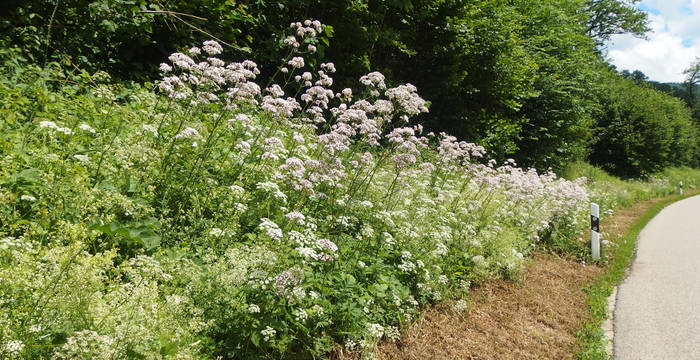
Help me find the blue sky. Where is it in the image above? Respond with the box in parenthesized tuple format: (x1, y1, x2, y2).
(606, 0, 700, 82)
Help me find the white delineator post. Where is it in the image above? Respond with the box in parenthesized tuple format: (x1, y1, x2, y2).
(679, 181, 683, 196)
(591, 202, 600, 260)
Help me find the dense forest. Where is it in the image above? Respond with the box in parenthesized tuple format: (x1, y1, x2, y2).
(2, 1, 700, 359)
(1, 0, 699, 177)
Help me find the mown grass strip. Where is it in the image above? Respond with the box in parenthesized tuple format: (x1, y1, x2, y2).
(576, 192, 700, 359)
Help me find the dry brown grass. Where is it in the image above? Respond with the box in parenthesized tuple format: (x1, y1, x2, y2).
(335, 195, 685, 360)
(370, 252, 602, 360)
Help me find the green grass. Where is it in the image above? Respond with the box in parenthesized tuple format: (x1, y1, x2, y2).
(564, 161, 700, 210)
(576, 191, 699, 359)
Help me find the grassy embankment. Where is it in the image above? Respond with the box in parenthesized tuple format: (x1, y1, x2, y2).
(364, 162, 700, 360)
(567, 162, 700, 359)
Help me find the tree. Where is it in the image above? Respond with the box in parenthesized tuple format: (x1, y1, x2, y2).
(684, 58, 700, 111)
(621, 69, 649, 84)
(590, 71, 699, 177)
(512, 0, 600, 170)
(584, 0, 649, 44)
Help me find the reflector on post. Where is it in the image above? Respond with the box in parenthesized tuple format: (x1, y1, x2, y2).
(591, 202, 600, 260)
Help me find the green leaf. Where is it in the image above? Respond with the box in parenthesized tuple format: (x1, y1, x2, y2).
(159, 336, 178, 356)
(89, 219, 161, 250)
(100, 19, 117, 32)
(250, 331, 261, 347)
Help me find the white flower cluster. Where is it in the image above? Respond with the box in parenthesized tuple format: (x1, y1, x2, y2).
(258, 218, 283, 242)
(284, 20, 323, 50)
(285, 211, 306, 225)
(261, 326, 277, 341)
(3, 340, 24, 356)
(293, 308, 308, 322)
(256, 181, 287, 202)
(54, 330, 117, 359)
(175, 127, 202, 140)
(39, 120, 74, 135)
(78, 123, 96, 133)
(385, 83, 429, 116)
(453, 299, 468, 312)
(365, 323, 384, 338)
(20, 194, 36, 202)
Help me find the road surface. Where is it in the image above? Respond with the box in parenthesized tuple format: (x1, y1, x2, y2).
(615, 195, 700, 359)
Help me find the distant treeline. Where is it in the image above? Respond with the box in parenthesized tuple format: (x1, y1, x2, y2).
(626, 71, 700, 122)
(1, 0, 699, 177)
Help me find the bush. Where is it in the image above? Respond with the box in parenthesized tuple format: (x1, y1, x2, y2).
(590, 74, 700, 178)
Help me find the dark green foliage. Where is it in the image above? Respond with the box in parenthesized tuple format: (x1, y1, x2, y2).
(590, 72, 699, 178)
(623, 68, 700, 123)
(89, 219, 161, 251)
(0, 0, 156, 75)
(511, 0, 598, 170)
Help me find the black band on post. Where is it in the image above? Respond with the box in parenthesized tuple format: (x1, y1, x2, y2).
(591, 215, 599, 232)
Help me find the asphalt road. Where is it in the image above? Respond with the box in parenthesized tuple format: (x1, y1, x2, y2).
(615, 195, 700, 359)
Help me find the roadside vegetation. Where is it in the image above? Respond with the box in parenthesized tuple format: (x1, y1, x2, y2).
(1, 1, 700, 359)
(0, 33, 594, 358)
(575, 191, 700, 360)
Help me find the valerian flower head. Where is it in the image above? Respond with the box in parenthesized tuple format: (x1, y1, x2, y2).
(285, 211, 306, 225)
(360, 72, 386, 89)
(3, 340, 24, 355)
(259, 218, 283, 242)
(39, 120, 58, 129)
(175, 127, 202, 140)
(315, 238, 339, 262)
(73, 154, 90, 163)
(77, 123, 96, 134)
(321, 62, 336, 73)
(202, 40, 223, 55)
(168, 52, 195, 69)
(261, 326, 277, 341)
(365, 323, 384, 338)
(284, 36, 300, 48)
(288, 57, 305, 69)
(453, 299, 468, 311)
(159, 63, 172, 73)
(188, 46, 202, 56)
(20, 195, 36, 202)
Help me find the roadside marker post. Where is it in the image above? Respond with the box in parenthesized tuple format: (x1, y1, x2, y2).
(680, 181, 683, 196)
(591, 202, 600, 261)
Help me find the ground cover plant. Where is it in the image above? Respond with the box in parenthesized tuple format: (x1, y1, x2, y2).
(0, 21, 601, 359)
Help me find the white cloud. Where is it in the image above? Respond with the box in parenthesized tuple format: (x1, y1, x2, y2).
(605, 0, 700, 82)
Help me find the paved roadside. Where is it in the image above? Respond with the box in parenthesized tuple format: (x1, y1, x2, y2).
(614, 195, 700, 359)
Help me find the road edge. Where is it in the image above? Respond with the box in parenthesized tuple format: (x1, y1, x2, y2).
(577, 191, 700, 360)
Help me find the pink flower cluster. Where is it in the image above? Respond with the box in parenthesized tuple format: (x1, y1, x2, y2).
(158, 42, 261, 107)
(155, 21, 592, 291)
